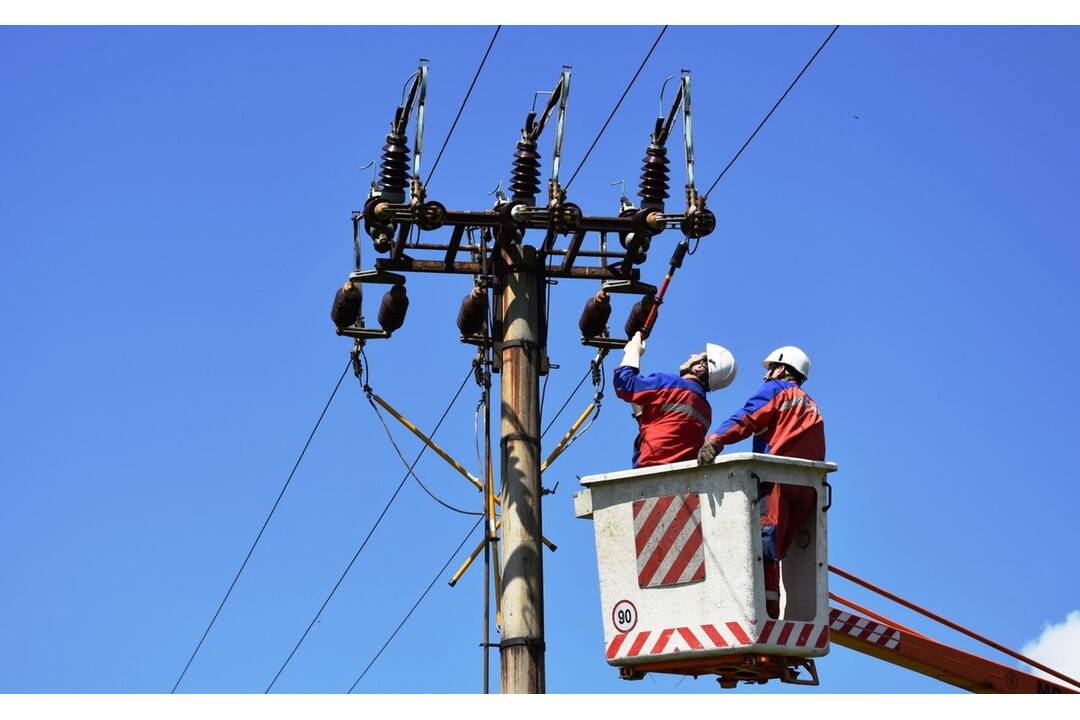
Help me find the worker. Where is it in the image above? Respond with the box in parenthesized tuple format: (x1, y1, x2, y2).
(696, 346, 825, 618)
(613, 332, 736, 468)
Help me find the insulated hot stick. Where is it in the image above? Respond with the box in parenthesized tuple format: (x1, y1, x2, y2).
(635, 238, 689, 340)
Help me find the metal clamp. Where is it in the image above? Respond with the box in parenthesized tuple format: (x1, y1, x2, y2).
(500, 433, 540, 448)
(499, 636, 546, 652)
(822, 478, 832, 512)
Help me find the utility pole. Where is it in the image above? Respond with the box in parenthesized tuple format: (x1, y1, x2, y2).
(497, 243, 545, 692)
(334, 62, 714, 695)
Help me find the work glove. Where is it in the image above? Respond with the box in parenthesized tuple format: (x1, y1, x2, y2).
(697, 438, 721, 466)
(621, 331, 646, 370)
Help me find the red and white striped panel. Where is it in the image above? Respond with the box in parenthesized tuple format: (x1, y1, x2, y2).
(829, 609, 900, 650)
(632, 493, 705, 589)
(606, 620, 829, 661)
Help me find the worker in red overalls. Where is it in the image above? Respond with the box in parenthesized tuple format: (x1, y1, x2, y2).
(696, 346, 825, 618)
(613, 332, 737, 468)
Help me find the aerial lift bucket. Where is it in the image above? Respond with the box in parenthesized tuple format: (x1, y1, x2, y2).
(574, 453, 837, 688)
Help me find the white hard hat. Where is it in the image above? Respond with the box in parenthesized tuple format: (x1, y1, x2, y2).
(706, 343, 737, 391)
(761, 346, 811, 380)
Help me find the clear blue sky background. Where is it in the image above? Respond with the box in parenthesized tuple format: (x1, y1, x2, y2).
(1, 25, 1078, 694)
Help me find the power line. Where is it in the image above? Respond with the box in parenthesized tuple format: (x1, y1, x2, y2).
(264, 365, 474, 693)
(367, 391, 482, 516)
(702, 25, 839, 199)
(540, 364, 591, 440)
(346, 516, 483, 692)
(171, 358, 352, 694)
(424, 26, 502, 189)
(564, 25, 668, 190)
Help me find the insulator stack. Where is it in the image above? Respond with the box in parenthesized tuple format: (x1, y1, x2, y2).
(378, 284, 409, 333)
(509, 139, 542, 205)
(638, 142, 670, 210)
(624, 294, 655, 339)
(379, 129, 411, 204)
(456, 287, 488, 337)
(578, 291, 611, 338)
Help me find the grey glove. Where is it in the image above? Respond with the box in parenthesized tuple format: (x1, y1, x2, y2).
(697, 439, 720, 466)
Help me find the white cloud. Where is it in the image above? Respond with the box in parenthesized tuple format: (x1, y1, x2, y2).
(1020, 610, 1080, 682)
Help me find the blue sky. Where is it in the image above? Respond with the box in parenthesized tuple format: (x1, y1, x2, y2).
(1, 25, 1078, 694)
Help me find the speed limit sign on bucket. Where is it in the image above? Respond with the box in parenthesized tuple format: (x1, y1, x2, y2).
(611, 599, 638, 633)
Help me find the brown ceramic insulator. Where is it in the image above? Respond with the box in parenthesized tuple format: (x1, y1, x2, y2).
(578, 291, 612, 338)
(378, 284, 409, 332)
(378, 130, 410, 203)
(624, 294, 656, 338)
(638, 142, 670, 210)
(456, 287, 488, 337)
(509, 139, 542, 204)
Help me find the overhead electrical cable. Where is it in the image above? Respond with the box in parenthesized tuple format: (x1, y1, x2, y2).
(264, 366, 474, 693)
(564, 25, 668, 190)
(702, 25, 839, 198)
(367, 393, 483, 516)
(346, 517, 484, 692)
(171, 358, 352, 694)
(540, 364, 592, 440)
(424, 25, 502, 188)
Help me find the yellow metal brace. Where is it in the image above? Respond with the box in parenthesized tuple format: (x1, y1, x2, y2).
(540, 400, 595, 473)
(368, 390, 490, 498)
(368, 381, 579, 608)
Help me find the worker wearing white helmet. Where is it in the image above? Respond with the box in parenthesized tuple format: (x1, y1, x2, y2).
(613, 332, 737, 468)
(697, 345, 825, 618)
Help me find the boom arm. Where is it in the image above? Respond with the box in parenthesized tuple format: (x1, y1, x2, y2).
(828, 607, 1075, 694)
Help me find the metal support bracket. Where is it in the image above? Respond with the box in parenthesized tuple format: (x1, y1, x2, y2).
(349, 269, 406, 285)
(336, 327, 391, 340)
(581, 336, 628, 350)
(780, 658, 820, 686)
(600, 279, 657, 296)
(500, 433, 540, 449)
(499, 637, 546, 652)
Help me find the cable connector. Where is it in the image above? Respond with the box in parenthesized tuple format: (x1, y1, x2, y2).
(351, 340, 364, 380)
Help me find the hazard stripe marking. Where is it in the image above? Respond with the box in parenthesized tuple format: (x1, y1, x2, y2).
(677, 626, 704, 650)
(650, 628, 674, 655)
(659, 521, 705, 586)
(627, 631, 651, 657)
(633, 494, 706, 589)
(828, 608, 903, 650)
(609, 621, 832, 659)
(637, 496, 697, 587)
(606, 633, 627, 659)
(726, 622, 752, 645)
(633, 495, 675, 550)
(701, 624, 727, 648)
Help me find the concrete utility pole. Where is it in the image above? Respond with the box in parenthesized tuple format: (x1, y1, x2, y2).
(497, 243, 545, 693)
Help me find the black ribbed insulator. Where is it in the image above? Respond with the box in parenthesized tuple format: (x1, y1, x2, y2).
(378, 284, 409, 333)
(579, 292, 612, 338)
(638, 142, 670, 210)
(379, 130, 410, 203)
(456, 288, 488, 337)
(624, 294, 655, 339)
(509, 139, 542, 204)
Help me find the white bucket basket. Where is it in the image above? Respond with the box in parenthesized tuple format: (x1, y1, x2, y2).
(574, 453, 837, 673)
